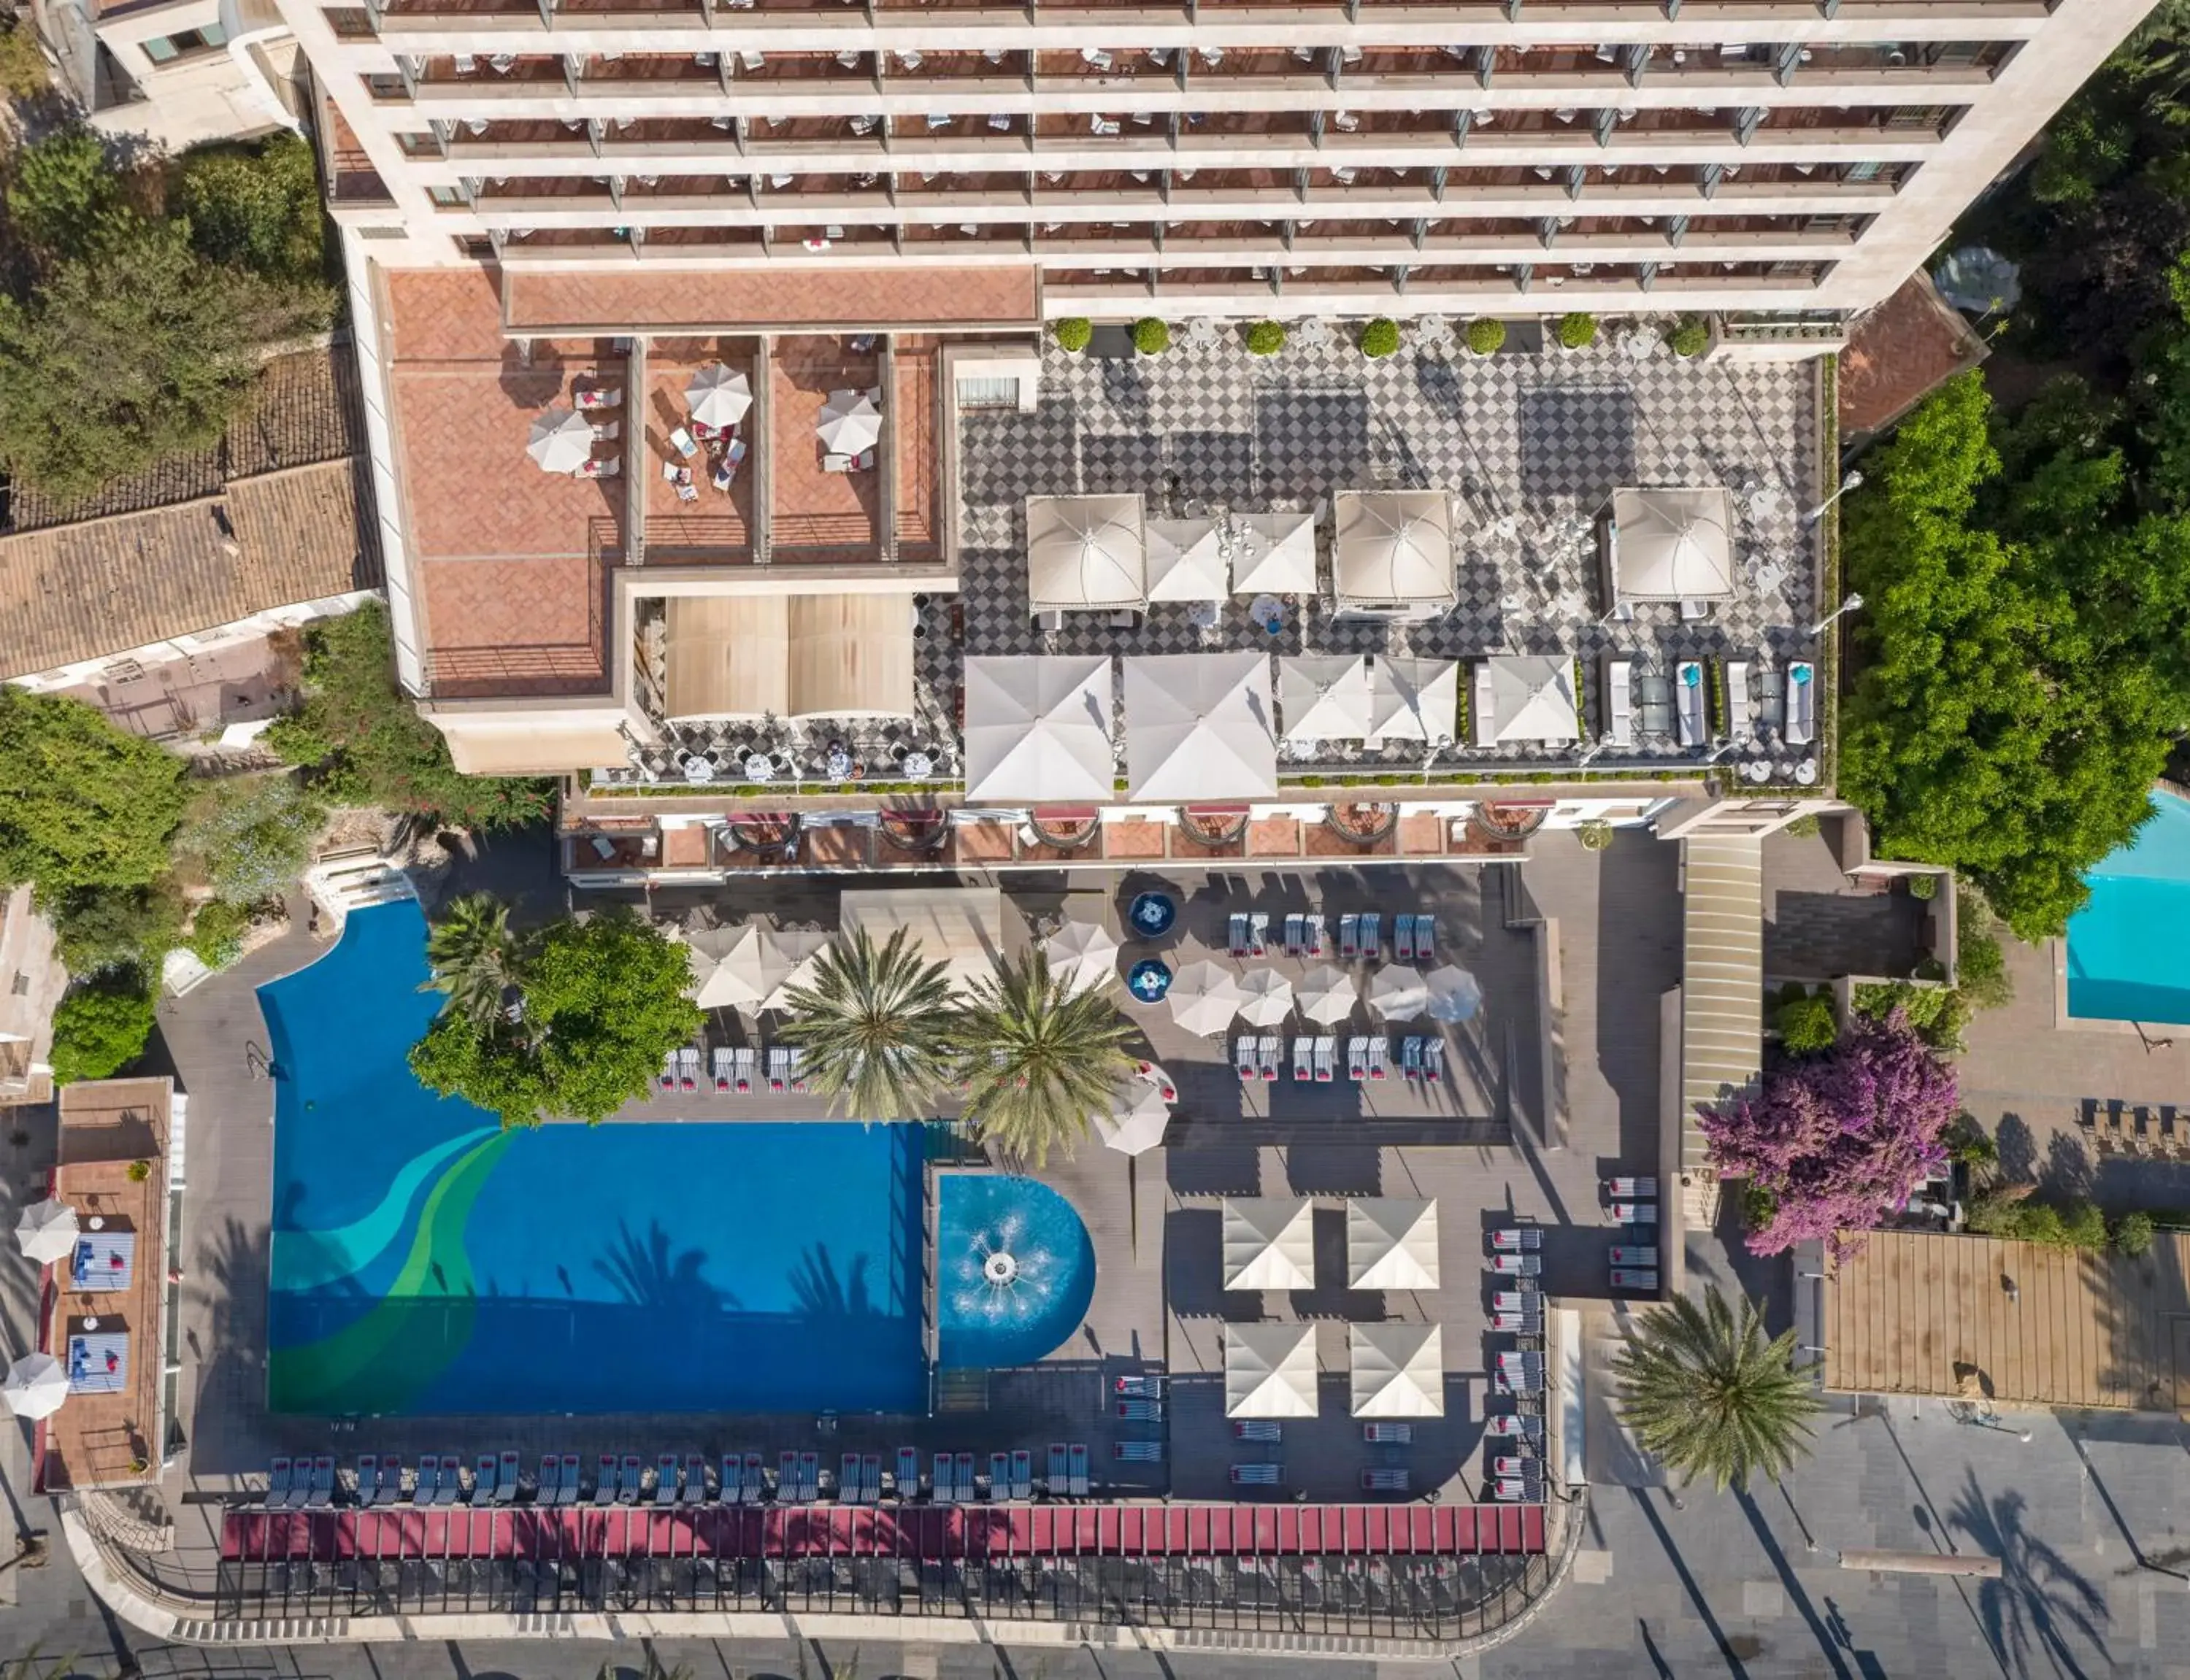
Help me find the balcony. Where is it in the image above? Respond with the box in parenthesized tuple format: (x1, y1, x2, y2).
(577, 50, 723, 84)
(883, 47, 1029, 88)
(896, 169, 1033, 200)
(417, 52, 567, 83)
(726, 48, 875, 87)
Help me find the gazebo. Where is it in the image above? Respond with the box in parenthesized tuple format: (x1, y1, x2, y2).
(1121, 653, 1278, 801)
(1602, 487, 1736, 605)
(961, 655, 1115, 803)
(1027, 494, 1147, 610)
(1221, 1197, 1315, 1290)
(1349, 1324, 1446, 1418)
(1226, 1324, 1320, 1419)
(1332, 490, 1457, 616)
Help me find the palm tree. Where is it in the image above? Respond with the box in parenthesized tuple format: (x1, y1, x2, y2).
(1613, 1286, 1821, 1494)
(955, 950, 1136, 1168)
(419, 892, 520, 1028)
(777, 926, 957, 1119)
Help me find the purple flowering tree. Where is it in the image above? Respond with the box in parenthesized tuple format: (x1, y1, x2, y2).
(1699, 1009, 1959, 1257)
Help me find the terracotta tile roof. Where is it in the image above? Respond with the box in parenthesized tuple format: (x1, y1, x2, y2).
(0, 460, 381, 679)
(418, 553, 607, 696)
(1839, 271, 1989, 440)
(502, 264, 1041, 335)
(4, 348, 363, 533)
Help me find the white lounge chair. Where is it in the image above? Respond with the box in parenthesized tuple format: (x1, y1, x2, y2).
(1602, 652, 1633, 747)
(1786, 662, 1816, 744)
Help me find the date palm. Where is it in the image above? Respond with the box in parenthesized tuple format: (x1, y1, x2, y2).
(777, 926, 957, 1120)
(419, 892, 520, 1028)
(956, 950, 1136, 1168)
(1613, 1286, 1821, 1494)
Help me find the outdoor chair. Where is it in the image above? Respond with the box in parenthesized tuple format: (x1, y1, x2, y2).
(1229, 1462, 1280, 1484)
(1229, 913, 1251, 957)
(1359, 912, 1382, 957)
(711, 1047, 734, 1093)
(1394, 914, 1416, 961)
(1233, 1420, 1281, 1442)
(1283, 913, 1305, 956)
(1347, 1037, 1369, 1081)
(1293, 1038, 1313, 1082)
(1339, 914, 1360, 960)
(1250, 912, 1269, 956)
(1235, 1037, 1258, 1081)
(1259, 1035, 1282, 1079)
(1402, 1038, 1424, 1079)
(1314, 1036, 1336, 1082)
(1423, 1039, 1444, 1082)
(1361, 1423, 1412, 1445)
(1367, 1037, 1390, 1080)
(1306, 915, 1327, 958)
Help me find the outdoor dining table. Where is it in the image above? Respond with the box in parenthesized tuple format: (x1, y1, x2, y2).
(901, 750, 934, 778)
(683, 757, 715, 784)
(742, 753, 776, 782)
(825, 747, 853, 780)
(1248, 594, 1285, 634)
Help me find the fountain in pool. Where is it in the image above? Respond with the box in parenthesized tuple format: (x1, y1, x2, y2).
(950, 1209, 1060, 1325)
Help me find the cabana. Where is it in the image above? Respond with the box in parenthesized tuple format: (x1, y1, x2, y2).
(839, 886, 1005, 997)
(1601, 487, 1735, 606)
(1222, 1197, 1315, 1291)
(1349, 1324, 1446, 1418)
(1332, 491, 1457, 617)
(1346, 1198, 1441, 1290)
(1225, 1324, 1321, 1419)
(1027, 494, 1147, 610)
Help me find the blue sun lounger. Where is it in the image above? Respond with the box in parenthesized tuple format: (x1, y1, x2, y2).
(356, 1454, 378, 1505)
(264, 1456, 293, 1509)
(474, 1454, 498, 1503)
(933, 1452, 954, 1503)
(1113, 1441, 1164, 1463)
(1011, 1448, 1032, 1499)
(896, 1446, 920, 1500)
(720, 1453, 744, 1505)
(655, 1453, 681, 1503)
(684, 1454, 707, 1504)
(620, 1454, 644, 1503)
(842, 1452, 863, 1502)
(556, 1453, 580, 1505)
(800, 1451, 821, 1501)
(1047, 1442, 1068, 1495)
(778, 1450, 798, 1500)
(539, 1454, 561, 1505)
(1068, 1444, 1090, 1497)
(1230, 1462, 1280, 1485)
(990, 1452, 1011, 1500)
(594, 1454, 618, 1506)
(432, 1455, 459, 1506)
(497, 1450, 520, 1503)
(740, 1452, 762, 1502)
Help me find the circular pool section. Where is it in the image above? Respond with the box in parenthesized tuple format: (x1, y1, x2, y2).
(935, 1174, 1096, 1369)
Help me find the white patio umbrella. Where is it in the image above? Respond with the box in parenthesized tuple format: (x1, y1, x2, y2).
(1095, 1083, 1172, 1156)
(1225, 1323, 1320, 1418)
(1347, 1198, 1440, 1290)
(1280, 656, 1375, 744)
(686, 362, 753, 428)
(962, 655, 1116, 803)
(1145, 517, 1229, 602)
(1236, 968, 1294, 1028)
(694, 925, 809, 1011)
(1294, 963, 1358, 1025)
(817, 390, 883, 455)
(1121, 653, 1278, 801)
(1168, 959, 1247, 1036)
(761, 943, 831, 1012)
(1, 1352, 68, 1421)
(526, 406, 592, 474)
(15, 1200, 77, 1265)
(1424, 964, 1483, 1022)
(1229, 510, 1318, 597)
(1367, 963, 1429, 1022)
(1349, 1324, 1445, 1419)
(1044, 921, 1121, 995)
(1222, 1198, 1315, 1290)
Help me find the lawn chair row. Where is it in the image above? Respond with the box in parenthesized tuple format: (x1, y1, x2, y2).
(657, 1045, 807, 1095)
(1492, 1285, 1544, 1336)
(1336, 912, 1439, 963)
(1234, 1035, 1445, 1084)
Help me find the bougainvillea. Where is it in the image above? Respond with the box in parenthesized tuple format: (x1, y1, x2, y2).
(1699, 1009, 1959, 1257)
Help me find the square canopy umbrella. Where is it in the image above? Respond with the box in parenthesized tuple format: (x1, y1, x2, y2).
(1294, 963, 1358, 1025)
(1122, 653, 1278, 801)
(1425, 964, 1483, 1022)
(1603, 486, 1735, 604)
(1226, 1323, 1321, 1419)
(1236, 968, 1294, 1028)
(1332, 490, 1457, 612)
(15, 1198, 77, 1265)
(526, 406, 593, 474)
(1347, 1198, 1440, 1290)
(2, 1351, 67, 1420)
(686, 361, 753, 428)
(1475, 655, 1580, 747)
(1096, 1082, 1172, 1155)
(1169, 958, 1247, 1036)
(1223, 1197, 1315, 1290)
(818, 389, 883, 455)
(1043, 920, 1121, 995)
(1280, 655, 1375, 744)
(1028, 494, 1148, 610)
(1349, 1324, 1445, 1418)
(1366, 657, 1461, 745)
(1145, 517, 1229, 602)
(1367, 963, 1429, 1021)
(693, 924, 825, 1011)
(962, 655, 1115, 804)
(1229, 510, 1318, 597)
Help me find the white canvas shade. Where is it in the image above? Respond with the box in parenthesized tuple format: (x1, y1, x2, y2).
(1332, 490, 1457, 609)
(1604, 487, 1735, 601)
(1425, 965, 1483, 1022)
(1280, 656, 1375, 744)
(664, 594, 914, 721)
(1236, 968, 1295, 1028)
(1043, 920, 1121, 995)
(1294, 963, 1358, 1025)
(1366, 658, 1461, 745)
(692, 925, 828, 1011)
(1367, 963, 1429, 1021)
(817, 389, 883, 455)
(761, 946, 830, 1012)
(1347, 1198, 1441, 1290)
(1225, 1322, 1321, 1419)
(1168, 959, 1247, 1036)
(2, 1352, 67, 1420)
(961, 655, 1115, 803)
(1229, 510, 1318, 597)
(840, 886, 1004, 998)
(1121, 653, 1278, 801)
(1145, 517, 1229, 602)
(1475, 655, 1580, 746)
(1027, 495, 1147, 610)
(526, 406, 593, 474)
(686, 362, 753, 428)
(1096, 1082, 1172, 1155)
(15, 1199, 77, 1265)
(1222, 1197, 1315, 1291)
(1349, 1323, 1446, 1418)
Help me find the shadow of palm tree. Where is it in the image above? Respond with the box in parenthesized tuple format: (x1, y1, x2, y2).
(592, 1219, 734, 1314)
(1948, 1469, 2110, 1679)
(789, 1246, 873, 1318)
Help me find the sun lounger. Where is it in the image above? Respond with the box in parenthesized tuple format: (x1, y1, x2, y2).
(1361, 1468, 1410, 1493)
(843, 1452, 865, 1502)
(896, 1446, 920, 1500)
(861, 1452, 881, 1503)
(778, 1451, 798, 1501)
(955, 1452, 975, 1501)
(787, 1047, 810, 1093)
(1786, 661, 1816, 745)
(311, 1454, 339, 1508)
(802, 1451, 821, 1501)
(676, 1046, 701, 1090)
(712, 1047, 734, 1093)
(1611, 1268, 1660, 1292)
(1229, 913, 1251, 957)
(1492, 1252, 1542, 1276)
(620, 1454, 644, 1503)
(1494, 1307, 1544, 1334)
(399, 1457, 424, 1506)
(1306, 915, 1327, 958)
(1047, 1442, 1069, 1496)
(1293, 1037, 1313, 1082)
(990, 1452, 1011, 1500)
(1497, 1352, 1545, 1390)
(356, 1453, 377, 1504)
(265, 1457, 293, 1508)
(1115, 1440, 1164, 1463)
(1394, 913, 1415, 961)
(1229, 1462, 1280, 1485)
(434, 1455, 460, 1506)
(1339, 914, 1360, 960)
(537, 1454, 558, 1506)
(1283, 913, 1305, 956)
(1367, 1036, 1390, 1080)
(742, 1452, 764, 1502)
(682, 1453, 706, 1505)
(652, 1454, 679, 1503)
(1250, 911, 1269, 956)
(1258, 1034, 1282, 1079)
(734, 1044, 756, 1093)
(1069, 1443, 1091, 1497)
(1487, 1414, 1544, 1442)
(1726, 658, 1752, 741)
(1493, 1289, 1540, 1313)
(472, 1456, 497, 1503)
(1613, 1201, 1658, 1225)
(1608, 1176, 1659, 1199)
(658, 1053, 678, 1093)
(1492, 1456, 1537, 1480)
(1359, 912, 1381, 957)
(558, 1452, 581, 1505)
(1361, 1422, 1412, 1444)
(1117, 1398, 1164, 1422)
(1347, 1036, 1369, 1081)
(767, 1047, 789, 1094)
(1423, 1039, 1443, 1082)
(1315, 1036, 1335, 1082)
(1402, 1037, 1424, 1079)
(1415, 914, 1436, 963)
(1011, 1448, 1032, 1499)
(933, 1452, 954, 1503)
(721, 1453, 745, 1505)
(498, 1449, 520, 1503)
(595, 1454, 618, 1506)
(1115, 1371, 1166, 1395)
(1235, 1036, 1258, 1081)
(1675, 660, 1707, 748)
(1491, 1227, 1544, 1251)
(1232, 1420, 1281, 1443)
(1610, 1245, 1658, 1268)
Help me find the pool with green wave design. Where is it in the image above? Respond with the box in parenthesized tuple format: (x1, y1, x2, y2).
(263, 903, 927, 1417)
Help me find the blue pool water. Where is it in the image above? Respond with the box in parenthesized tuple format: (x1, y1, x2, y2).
(934, 1174, 1096, 1369)
(2067, 792, 2190, 1025)
(259, 901, 926, 1417)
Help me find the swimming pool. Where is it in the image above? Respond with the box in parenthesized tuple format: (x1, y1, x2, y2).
(2067, 791, 2190, 1025)
(260, 901, 927, 1417)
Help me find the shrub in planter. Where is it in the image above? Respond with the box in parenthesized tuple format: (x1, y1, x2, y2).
(2116, 1210, 2156, 1257)
(1245, 320, 1286, 355)
(126, 1160, 151, 1183)
(1556, 312, 1598, 350)
(1669, 316, 1710, 358)
(1053, 317, 1093, 353)
(1131, 317, 1170, 355)
(1576, 818, 1613, 852)
(1907, 872, 1939, 901)
(1358, 317, 1401, 358)
(1774, 993, 1839, 1055)
(1464, 317, 1507, 355)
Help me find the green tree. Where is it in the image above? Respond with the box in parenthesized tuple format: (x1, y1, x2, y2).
(46, 882, 185, 974)
(1613, 1287, 1821, 1493)
(0, 216, 333, 501)
(1774, 993, 1838, 1055)
(955, 951, 1136, 1168)
(175, 134, 328, 288)
(0, 20, 50, 100)
(778, 926, 957, 1120)
(48, 972, 157, 1084)
(0, 689, 188, 901)
(4, 131, 132, 266)
(267, 603, 554, 829)
(173, 775, 322, 905)
(419, 892, 520, 1028)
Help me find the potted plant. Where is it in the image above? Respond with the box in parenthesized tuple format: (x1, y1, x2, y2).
(1464, 317, 1507, 355)
(1576, 818, 1613, 851)
(1359, 317, 1401, 358)
(1245, 320, 1286, 355)
(1131, 317, 1170, 355)
(126, 1160, 151, 1183)
(1053, 317, 1093, 353)
(1556, 312, 1598, 350)
(1669, 315, 1711, 358)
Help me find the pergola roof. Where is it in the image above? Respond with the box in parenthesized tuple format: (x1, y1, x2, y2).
(664, 593, 915, 720)
(839, 886, 1004, 997)
(1122, 653, 1278, 800)
(961, 655, 1115, 803)
(1332, 491, 1456, 609)
(1349, 1324, 1445, 1418)
(1605, 486, 1736, 601)
(1346, 1198, 1441, 1290)
(1027, 494, 1146, 609)
(1221, 1197, 1315, 1291)
(1225, 1323, 1321, 1419)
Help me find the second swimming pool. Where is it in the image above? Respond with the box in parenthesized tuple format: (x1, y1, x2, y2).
(2067, 791, 2190, 1025)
